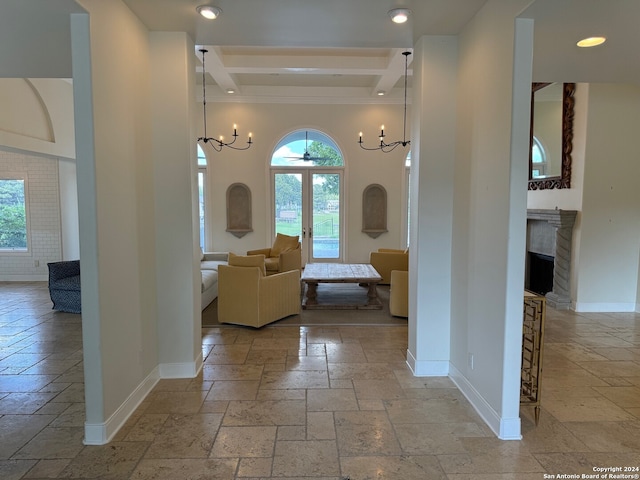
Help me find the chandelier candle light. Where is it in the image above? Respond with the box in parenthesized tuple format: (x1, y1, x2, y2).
(197, 48, 253, 152)
(358, 51, 411, 153)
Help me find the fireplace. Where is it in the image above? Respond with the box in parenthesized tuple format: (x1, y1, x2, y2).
(527, 252, 554, 295)
(526, 209, 577, 309)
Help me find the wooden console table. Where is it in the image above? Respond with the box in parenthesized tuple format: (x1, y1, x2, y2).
(301, 263, 382, 310)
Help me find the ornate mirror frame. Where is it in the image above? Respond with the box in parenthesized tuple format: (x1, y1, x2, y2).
(528, 82, 575, 190)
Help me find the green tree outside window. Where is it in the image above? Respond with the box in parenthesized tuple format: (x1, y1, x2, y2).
(0, 179, 27, 250)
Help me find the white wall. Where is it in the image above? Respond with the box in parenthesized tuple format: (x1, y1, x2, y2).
(574, 83, 640, 312)
(0, 150, 62, 280)
(73, 0, 159, 444)
(450, 0, 532, 439)
(203, 102, 410, 259)
(0, 78, 75, 159)
(406, 35, 457, 378)
(150, 31, 201, 376)
(58, 158, 79, 260)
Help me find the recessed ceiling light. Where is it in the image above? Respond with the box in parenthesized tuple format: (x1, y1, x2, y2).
(388, 8, 412, 24)
(196, 5, 222, 20)
(377, 91, 385, 96)
(577, 36, 606, 48)
(226, 88, 235, 94)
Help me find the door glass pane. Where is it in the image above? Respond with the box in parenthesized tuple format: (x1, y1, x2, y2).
(312, 173, 339, 259)
(274, 173, 302, 238)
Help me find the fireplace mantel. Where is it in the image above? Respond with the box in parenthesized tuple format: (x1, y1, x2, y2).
(526, 209, 577, 309)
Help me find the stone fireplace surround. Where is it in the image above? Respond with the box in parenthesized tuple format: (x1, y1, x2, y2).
(526, 209, 577, 310)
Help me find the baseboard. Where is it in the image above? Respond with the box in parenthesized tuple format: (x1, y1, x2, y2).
(159, 351, 204, 378)
(575, 302, 638, 313)
(406, 349, 450, 376)
(0, 274, 48, 281)
(449, 364, 521, 440)
(83, 351, 205, 445)
(574, 302, 637, 313)
(84, 366, 160, 445)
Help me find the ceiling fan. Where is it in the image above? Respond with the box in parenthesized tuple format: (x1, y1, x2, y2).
(284, 131, 330, 162)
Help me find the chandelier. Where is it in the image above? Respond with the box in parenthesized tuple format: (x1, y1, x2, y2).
(358, 50, 411, 153)
(197, 48, 253, 152)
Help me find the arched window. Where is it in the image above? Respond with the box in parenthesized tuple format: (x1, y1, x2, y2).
(531, 136, 547, 177)
(271, 130, 343, 167)
(270, 129, 344, 263)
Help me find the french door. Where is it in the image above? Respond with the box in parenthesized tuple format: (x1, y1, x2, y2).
(272, 169, 342, 265)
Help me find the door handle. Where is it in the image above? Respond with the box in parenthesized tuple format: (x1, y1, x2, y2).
(302, 227, 306, 238)
(309, 227, 313, 238)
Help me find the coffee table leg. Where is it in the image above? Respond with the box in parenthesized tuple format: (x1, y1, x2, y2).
(305, 282, 318, 306)
(366, 282, 381, 307)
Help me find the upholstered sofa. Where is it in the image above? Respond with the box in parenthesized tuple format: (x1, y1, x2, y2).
(47, 254, 227, 313)
(369, 248, 409, 285)
(47, 260, 81, 314)
(200, 251, 229, 310)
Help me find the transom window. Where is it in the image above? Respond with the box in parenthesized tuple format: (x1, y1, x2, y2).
(271, 130, 343, 167)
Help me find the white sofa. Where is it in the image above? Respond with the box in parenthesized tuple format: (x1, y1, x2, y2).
(200, 251, 228, 310)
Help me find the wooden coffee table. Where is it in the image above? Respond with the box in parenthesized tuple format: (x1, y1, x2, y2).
(300, 263, 382, 310)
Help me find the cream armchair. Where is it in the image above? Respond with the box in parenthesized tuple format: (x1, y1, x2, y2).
(247, 233, 302, 275)
(369, 248, 409, 285)
(389, 270, 408, 317)
(217, 259, 301, 328)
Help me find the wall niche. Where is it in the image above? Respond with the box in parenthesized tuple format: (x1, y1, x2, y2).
(362, 184, 387, 239)
(226, 183, 252, 238)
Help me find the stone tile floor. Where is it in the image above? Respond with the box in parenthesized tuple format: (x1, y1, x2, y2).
(1, 281, 639, 479)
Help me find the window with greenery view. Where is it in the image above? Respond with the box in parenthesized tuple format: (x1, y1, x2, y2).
(197, 145, 207, 249)
(0, 178, 28, 251)
(271, 130, 344, 260)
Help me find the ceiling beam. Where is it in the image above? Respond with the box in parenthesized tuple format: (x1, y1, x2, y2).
(200, 46, 239, 94)
(371, 48, 412, 97)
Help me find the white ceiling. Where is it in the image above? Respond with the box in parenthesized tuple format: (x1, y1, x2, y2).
(2, 0, 639, 101)
(121, 0, 488, 103)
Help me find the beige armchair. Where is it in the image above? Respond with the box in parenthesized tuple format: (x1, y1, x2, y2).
(217, 254, 301, 328)
(247, 233, 302, 275)
(369, 248, 409, 285)
(389, 270, 408, 317)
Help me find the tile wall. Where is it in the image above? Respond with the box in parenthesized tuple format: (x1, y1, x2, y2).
(0, 149, 61, 280)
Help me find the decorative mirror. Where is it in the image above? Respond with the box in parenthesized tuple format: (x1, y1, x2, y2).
(528, 82, 575, 190)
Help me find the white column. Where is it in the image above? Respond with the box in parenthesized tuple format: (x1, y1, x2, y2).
(406, 36, 457, 376)
(150, 32, 202, 378)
